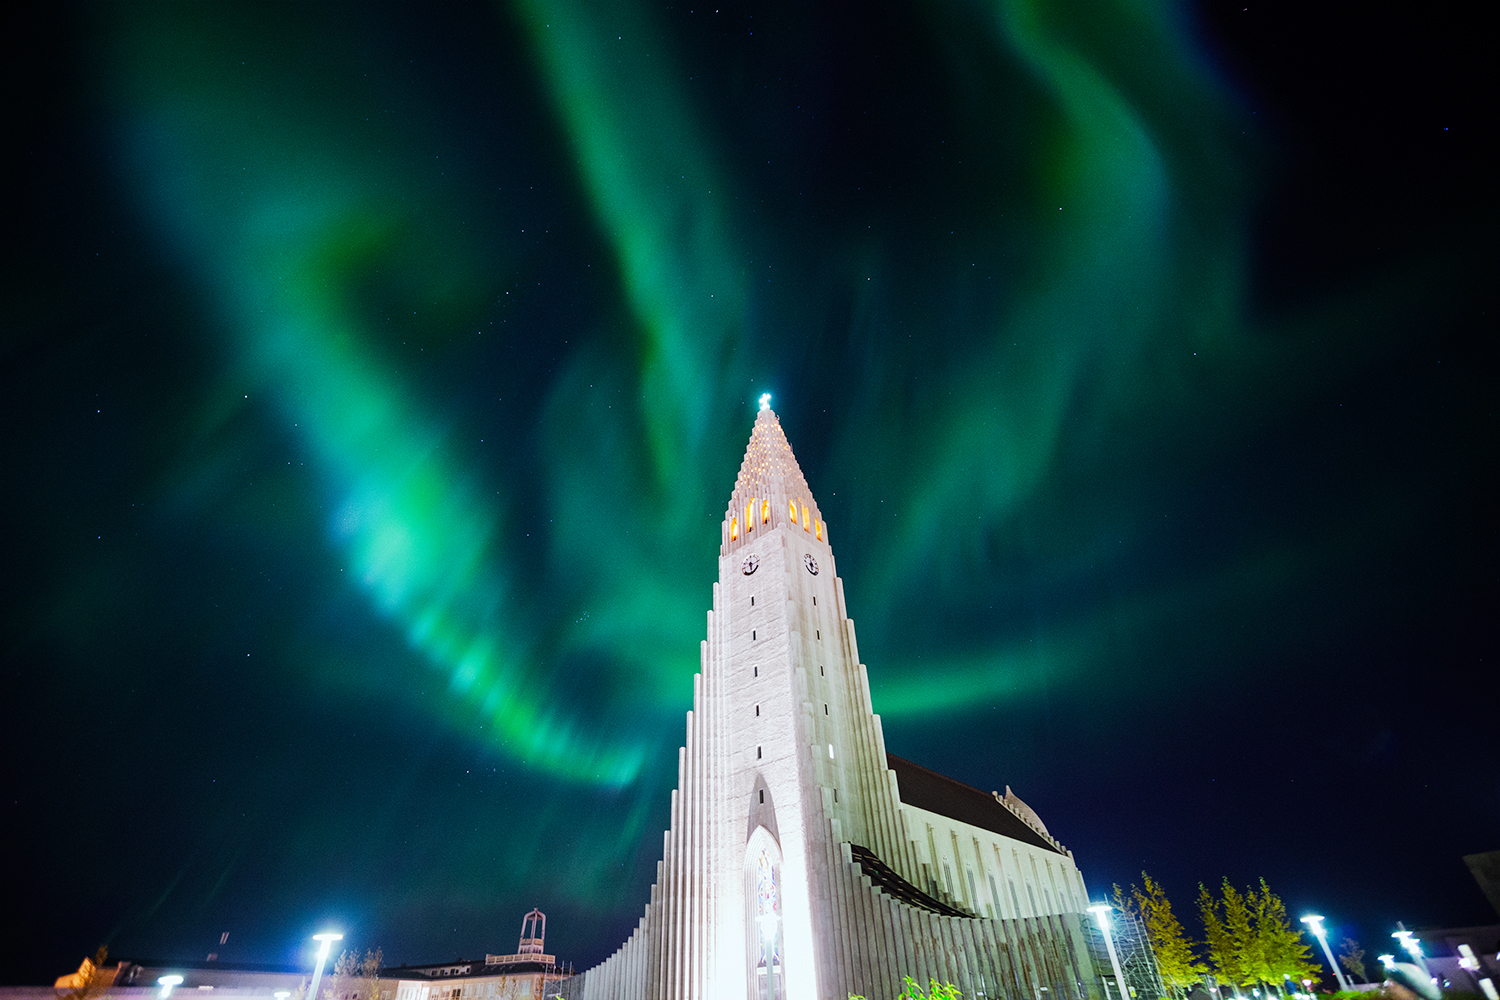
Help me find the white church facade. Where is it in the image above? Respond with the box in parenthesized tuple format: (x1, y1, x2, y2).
(564, 404, 1116, 1000)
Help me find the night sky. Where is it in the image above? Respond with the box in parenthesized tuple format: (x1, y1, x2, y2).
(3, 0, 1493, 986)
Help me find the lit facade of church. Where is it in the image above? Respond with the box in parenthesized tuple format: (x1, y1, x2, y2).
(564, 405, 1114, 1000)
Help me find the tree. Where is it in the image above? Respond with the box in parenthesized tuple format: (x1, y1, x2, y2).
(326, 947, 385, 1000)
(1338, 938, 1367, 984)
(1250, 880, 1319, 993)
(1199, 882, 1250, 995)
(1124, 872, 1206, 999)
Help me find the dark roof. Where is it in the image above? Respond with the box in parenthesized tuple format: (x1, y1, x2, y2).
(887, 754, 1063, 855)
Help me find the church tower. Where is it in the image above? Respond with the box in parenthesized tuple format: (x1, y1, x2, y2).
(567, 402, 1108, 1000)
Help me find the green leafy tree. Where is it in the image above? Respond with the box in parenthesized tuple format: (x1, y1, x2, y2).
(1252, 881, 1319, 992)
(1221, 880, 1260, 992)
(1338, 938, 1366, 984)
(1125, 872, 1206, 999)
(1199, 882, 1249, 995)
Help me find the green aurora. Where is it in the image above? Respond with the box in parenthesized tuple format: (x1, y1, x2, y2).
(4, 0, 1491, 980)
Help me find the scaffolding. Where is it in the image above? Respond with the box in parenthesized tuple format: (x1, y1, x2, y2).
(1080, 910, 1168, 1000)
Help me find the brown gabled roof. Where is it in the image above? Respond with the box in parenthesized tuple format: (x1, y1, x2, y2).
(887, 754, 1063, 855)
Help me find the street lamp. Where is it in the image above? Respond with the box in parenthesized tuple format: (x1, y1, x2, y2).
(1089, 904, 1132, 1000)
(1301, 915, 1352, 992)
(157, 976, 183, 999)
(1392, 929, 1430, 977)
(307, 932, 344, 1000)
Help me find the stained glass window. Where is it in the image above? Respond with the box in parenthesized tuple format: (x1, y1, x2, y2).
(756, 850, 779, 918)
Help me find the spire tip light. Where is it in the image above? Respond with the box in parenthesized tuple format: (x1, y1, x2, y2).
(759, 393, 771, 411)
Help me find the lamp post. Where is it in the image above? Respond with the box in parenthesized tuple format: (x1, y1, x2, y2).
(1089, 904, 1132, 1000)
(307, 932, 344, 1000)
(157, 975, 183, 999)
(1301, 915, 1351, 992)
(1392, 929, 1430, 978)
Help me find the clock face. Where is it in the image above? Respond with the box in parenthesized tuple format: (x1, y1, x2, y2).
(742, 553, 759, 575)
(804, 553, 819, 575)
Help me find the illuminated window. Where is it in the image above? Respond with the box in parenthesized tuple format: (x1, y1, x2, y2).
(747, 498, 756, 531)
(801, 505, 810, 531)
(761, 499, 769, 523)
(788, 499, 797, 524)
(731, 516, 739, 540)
(815, 519, 822, 541)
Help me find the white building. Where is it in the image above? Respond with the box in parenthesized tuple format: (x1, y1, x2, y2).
(563, 404, 1115, 1000)
(392, 910, 570, 1000)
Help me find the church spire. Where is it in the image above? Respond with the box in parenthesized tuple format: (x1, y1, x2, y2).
(723, 401, 827, 552)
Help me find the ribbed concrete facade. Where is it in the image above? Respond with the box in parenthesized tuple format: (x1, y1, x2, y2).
(564, 407, 1107, 1000)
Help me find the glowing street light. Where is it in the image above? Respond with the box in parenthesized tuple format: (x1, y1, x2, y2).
(1301, 915, 1352, 991)
(306, 932, 343, 1000)
(1089, 904, 1132, 1000)
(1392, 929, 1430, 977)
(157, 976, 183, 999)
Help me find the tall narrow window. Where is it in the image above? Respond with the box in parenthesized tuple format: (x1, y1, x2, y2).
(755, 704, 760, 716)
(788, 499, 797, 524)
(754, 666, 758, 677)
(761, 499, 769, 523)
(812, 596, 816, 605)
(751, 596, 755, 606)
(748, 844, 783, 999)
(752, 630, 756, 640)
(823, 703, 828, 715)
(816, 629, 820, 640)
(815, 519, 822, 541)
(757, 746, 762, 759)
(801, 504, 810, 531)
(730, 516, 738, 540)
